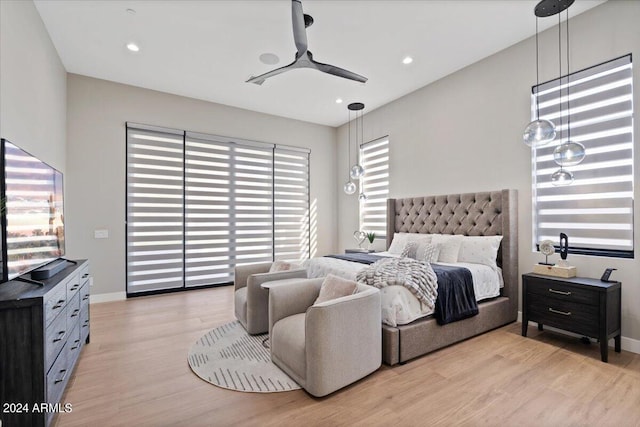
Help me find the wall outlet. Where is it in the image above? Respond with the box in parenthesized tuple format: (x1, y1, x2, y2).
(94, 229, 109, 239)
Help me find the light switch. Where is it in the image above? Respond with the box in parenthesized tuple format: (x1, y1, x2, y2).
(94, 229, 109, 239)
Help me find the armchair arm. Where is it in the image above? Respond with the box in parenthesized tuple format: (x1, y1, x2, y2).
(268, 278, 323, 337)
(305, 285, 381, 397)
(234, 262, 272, 291)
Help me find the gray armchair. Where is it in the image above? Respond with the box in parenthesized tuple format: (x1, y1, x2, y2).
(268, 278, 382, 397)
(234, 262, 307, 335)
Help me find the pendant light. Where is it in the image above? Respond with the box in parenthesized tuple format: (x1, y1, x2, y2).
(523, 15, 556, 147)
(348, 102, 365, 181)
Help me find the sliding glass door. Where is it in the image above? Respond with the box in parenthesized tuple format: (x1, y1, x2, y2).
(126, 123, 310, 296)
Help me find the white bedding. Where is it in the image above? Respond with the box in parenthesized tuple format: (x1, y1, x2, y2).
(303, 254, 503, 327)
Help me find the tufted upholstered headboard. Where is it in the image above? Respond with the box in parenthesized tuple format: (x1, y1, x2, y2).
(386, 189, 518, 305)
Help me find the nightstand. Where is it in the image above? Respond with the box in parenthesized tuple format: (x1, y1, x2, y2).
(345, 248, 376, 253)
(522, 273, 621, 362)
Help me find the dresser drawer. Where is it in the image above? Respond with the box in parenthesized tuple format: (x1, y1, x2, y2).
(80, 282, 90, 311)
(44, 282, 67, 328)
(526, 277, 598, 306)
(527, 292, 599, 337)
(46, 342, 70, 406)
(45, 306, 68, 371)
(67, 272, 82, 300)
(66, 322, 82, 367)
(79, 263, 90, 287)
(67, 291, 81, 331)
(80, 304, 90, 343)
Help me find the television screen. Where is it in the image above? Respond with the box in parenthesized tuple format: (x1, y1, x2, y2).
(1, 139, 65, 281)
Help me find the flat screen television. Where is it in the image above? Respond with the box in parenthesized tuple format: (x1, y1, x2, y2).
(0, 138, 65, 282)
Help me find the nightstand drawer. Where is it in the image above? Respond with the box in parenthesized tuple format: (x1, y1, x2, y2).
(527, 292, 599, 337)
(526, 277, 598, 306)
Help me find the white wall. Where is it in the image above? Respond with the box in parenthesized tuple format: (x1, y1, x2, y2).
(337, 1, 640, 342)
(0, 0, 67, 170)
(66, 74, 337, 297)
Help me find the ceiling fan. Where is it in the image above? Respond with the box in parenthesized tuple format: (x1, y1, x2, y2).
(246, 0, 368, 85)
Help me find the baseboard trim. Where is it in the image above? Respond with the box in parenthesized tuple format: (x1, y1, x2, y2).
(517, 311, 640, 355)
(90, 292, 127, 304)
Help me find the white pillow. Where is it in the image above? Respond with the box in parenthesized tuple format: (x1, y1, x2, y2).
(430, 234, 463, 263)
(388, 233, 432, 255)
(457, 235, 503, 269)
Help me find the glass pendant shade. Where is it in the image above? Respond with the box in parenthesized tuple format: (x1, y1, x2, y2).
(350, 164, 365, 180)
(553, 141, 586, 166)
(343, 181, 356, 195)
(551, 169, 574, 186)
(523, 119, 556, 147)
(358, 192, 367, 201)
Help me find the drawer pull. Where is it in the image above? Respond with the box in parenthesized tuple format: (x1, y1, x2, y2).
(52, 299, 66, 309)
(71, 339, 80, 350)
(70, 309, 80, 318)
(82, 321, 89, 328)
(52, 330, 66, 342)
(549, 288, 572, 296)
(82, 273, 89, 279)
(54, 369, 68, 384)
(70, 284, 80, 291)
(82, 294, 90, 301)
(549, 307, 571, 316)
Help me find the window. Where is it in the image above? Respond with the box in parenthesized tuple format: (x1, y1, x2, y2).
(359, 137, 389, 239)
(532, 54, 634, 258)
(126, 123, 310, 295)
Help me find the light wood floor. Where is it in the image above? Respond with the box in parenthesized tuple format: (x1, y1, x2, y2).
(55, 285, 640, 427)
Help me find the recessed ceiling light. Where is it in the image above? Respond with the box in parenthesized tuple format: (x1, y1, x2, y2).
(335, 98, 343, 104)
(259, 53, 279, 65)
(126, 42, 140, 52)
(402, 56, 413, 65)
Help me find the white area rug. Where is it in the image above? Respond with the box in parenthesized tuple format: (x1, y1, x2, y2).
(188, 320, 301, 393)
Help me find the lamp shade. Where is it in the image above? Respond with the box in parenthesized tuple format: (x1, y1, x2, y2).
(343, 181, 356, 195)
(523, 119, 556, 147)
(551, 169, 574, 186)
(350, 164, 365, 180)
(553, 141, 586, 166)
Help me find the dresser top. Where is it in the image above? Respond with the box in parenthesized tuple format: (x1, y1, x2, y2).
(523, 272, 621, 291)
(0, 259, 88, 304)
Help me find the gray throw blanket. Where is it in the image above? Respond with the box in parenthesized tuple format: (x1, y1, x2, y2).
(356, 258, 438, 311)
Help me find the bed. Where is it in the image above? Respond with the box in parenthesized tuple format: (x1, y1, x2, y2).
(308, 189, 518, 365)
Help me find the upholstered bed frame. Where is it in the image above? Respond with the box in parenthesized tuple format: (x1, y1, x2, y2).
(382, 189, 518, 365)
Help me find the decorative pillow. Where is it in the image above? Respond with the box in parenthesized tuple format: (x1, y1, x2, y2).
(388, 233, 410, 255)
(388, 233, 433, 255)
(430, 234, 463, 263)
(457, 235, 503, 269)
(415, 242, 440, 264)
(269, 260, 300, 272)
(401, 241, 419, 258)
(314, 274, 358, 304)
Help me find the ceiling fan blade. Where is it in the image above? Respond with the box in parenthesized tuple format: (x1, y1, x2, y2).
(246, 58, 300, 85)
(291, 0, 308, 54)
(311, 57, 368, 83)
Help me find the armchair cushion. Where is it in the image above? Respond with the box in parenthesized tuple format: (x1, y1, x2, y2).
(314, 274, 358, 305)
(271, 313, 306, 383)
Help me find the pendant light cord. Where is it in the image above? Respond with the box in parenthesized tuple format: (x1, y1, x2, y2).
(348, 109, 351, 179)
(557, 12, 564, 170)
(566, 8, 571, 141)
(535, 17, 540, 119)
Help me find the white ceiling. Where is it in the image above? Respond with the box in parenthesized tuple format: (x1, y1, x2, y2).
(34, 0, 605, 127)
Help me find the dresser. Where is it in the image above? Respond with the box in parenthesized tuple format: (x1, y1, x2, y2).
(0, 260, 90, 427)
(521, 273, 621, 362)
